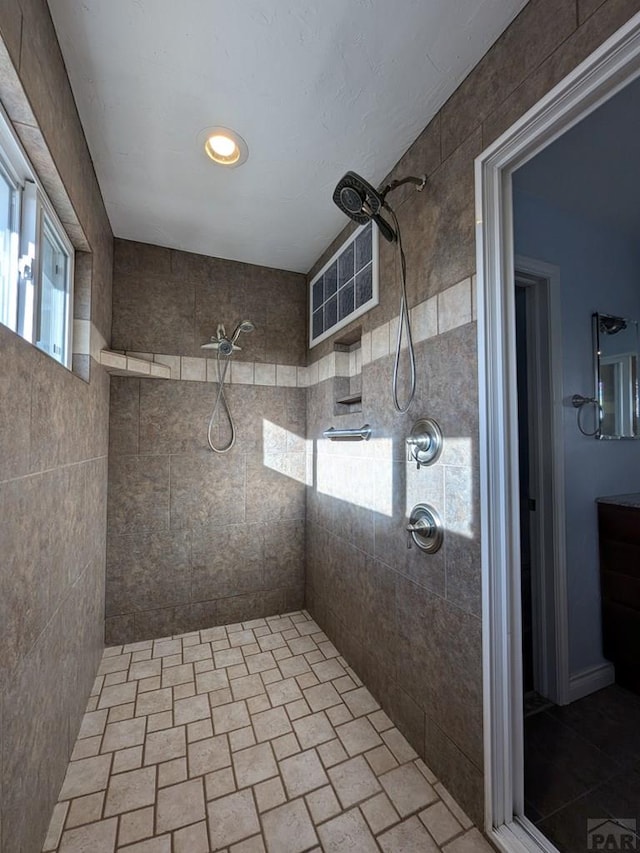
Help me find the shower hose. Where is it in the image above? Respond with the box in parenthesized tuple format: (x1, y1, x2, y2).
(387, 205, 417, 413)
(207, 350, 236, 453)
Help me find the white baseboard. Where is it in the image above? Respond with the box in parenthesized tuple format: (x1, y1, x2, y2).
(568, 662, 615, 703)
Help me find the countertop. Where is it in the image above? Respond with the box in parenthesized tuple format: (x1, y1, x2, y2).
(596, 493, 640, 508)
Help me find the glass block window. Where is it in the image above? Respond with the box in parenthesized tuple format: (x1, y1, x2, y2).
(309, 221, 378, 347)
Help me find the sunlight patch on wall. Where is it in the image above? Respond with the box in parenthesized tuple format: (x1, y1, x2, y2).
(262, 419, 313, 485)
(317, 436, 393, 516)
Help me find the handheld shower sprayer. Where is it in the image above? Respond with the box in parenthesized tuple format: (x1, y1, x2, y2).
(231, 319, 256, 344)
(200, 320, 255, 452)
(332, 170, 427, 413)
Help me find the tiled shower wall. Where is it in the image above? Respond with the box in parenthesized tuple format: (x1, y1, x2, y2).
(304, 0, 639, 826)
(106, 240, 308, 643)
(0, 2, 113, 852)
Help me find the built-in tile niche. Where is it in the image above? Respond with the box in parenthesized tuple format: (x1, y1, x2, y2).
(333, 329, 362, 415)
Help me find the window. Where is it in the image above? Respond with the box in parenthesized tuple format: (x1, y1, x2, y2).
(0, 160, 19, 332)
(309, 221, 378, 347)
(0, 106, 73, 368)
(37, 217, 71, 361)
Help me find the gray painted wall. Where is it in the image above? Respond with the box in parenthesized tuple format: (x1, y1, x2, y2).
(514, 189, 640, 675)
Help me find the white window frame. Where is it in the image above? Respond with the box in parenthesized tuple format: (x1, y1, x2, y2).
(0, 147, 21, 333)
(309, 222, 379, 347)
(35, 204, 74, 365)
(0, 102, 74, 369)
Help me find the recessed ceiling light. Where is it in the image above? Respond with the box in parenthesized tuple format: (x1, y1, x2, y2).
(200, 126, 248, 168)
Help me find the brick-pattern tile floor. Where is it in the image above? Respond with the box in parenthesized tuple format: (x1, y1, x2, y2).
(42, 611, 491, 853)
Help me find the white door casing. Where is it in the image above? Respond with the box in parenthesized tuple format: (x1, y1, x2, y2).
(514, 258, 568, 708)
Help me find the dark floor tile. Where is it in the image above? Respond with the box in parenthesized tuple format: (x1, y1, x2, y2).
(525, 686, 640, 850)
(597, 761, 640, 820)
(524, 711, 621, 818)
(524, 798, 543, 823)
(548, 685, 640, 765)
(536, 788, 612, 853)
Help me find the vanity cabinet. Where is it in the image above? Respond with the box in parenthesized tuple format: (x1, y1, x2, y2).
(597, 495, 640, 694)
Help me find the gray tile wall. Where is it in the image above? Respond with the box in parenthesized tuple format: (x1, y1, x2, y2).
(107, 241, 308, 642)
(306, 328, 483, 823)
(0, 2, 113, 850)
(112, 240, 307, 364)
(303, 0, 638, 827)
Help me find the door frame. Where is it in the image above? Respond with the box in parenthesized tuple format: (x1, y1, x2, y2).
(514, 257, 568, 707)
(476, 12, 640, 851)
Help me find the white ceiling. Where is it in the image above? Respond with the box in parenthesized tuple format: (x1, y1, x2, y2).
(48, 0, 526, 273)
(514, 76, 640, 238)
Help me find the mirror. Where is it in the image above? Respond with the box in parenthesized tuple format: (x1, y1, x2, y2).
(593, 312, 640, 439)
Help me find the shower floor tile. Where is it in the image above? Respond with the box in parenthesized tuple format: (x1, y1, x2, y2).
(43, 611, 485, 853)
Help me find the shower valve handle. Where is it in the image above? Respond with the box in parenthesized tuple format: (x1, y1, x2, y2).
(406, 519, 430, 533)
(406, 517, 430, 548)
(406, 434, 432, 450)
(405, 418, 443, 469)
(406, 503, 444, 554)
(406, 433, 431, 469)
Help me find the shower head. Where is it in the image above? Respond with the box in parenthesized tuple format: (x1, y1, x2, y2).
(599, 315, 627, 335)
(334, 172, 382, 222)
(333, 172, 396, 242)
(332, 171, 427, 243)
(231, 319, 255, 343)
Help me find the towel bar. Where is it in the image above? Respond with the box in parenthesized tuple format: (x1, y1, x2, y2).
(322, 424, 372, 441)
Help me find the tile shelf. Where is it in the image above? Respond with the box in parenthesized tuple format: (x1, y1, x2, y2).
(333, 335, 363, 415)
(99, 350, 171, 379)
(335, 392, 362, 406)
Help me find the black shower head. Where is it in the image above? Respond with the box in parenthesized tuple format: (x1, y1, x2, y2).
(333, 172, 382, 221)
(333, 171, 427, 243)
(600, 315, 627, 335)
(333, 171, 397, 242)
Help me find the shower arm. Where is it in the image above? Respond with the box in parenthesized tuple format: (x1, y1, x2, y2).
(379, 175, 426, 205)
(374, 175, 427, 243)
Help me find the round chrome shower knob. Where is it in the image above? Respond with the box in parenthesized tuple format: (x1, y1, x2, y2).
(406, 503, 444, 553)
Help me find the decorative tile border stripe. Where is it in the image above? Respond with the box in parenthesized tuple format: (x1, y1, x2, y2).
(100, 350, 308, 386)
(73, 318, 106, 363)
(87, 275, 476, 387)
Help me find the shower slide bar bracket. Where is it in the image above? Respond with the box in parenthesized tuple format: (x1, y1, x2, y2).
(323, 424, 372, 441)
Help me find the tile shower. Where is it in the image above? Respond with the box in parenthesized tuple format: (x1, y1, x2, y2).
(98, 215, 484, 849)
(2, 1, 638, 852)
